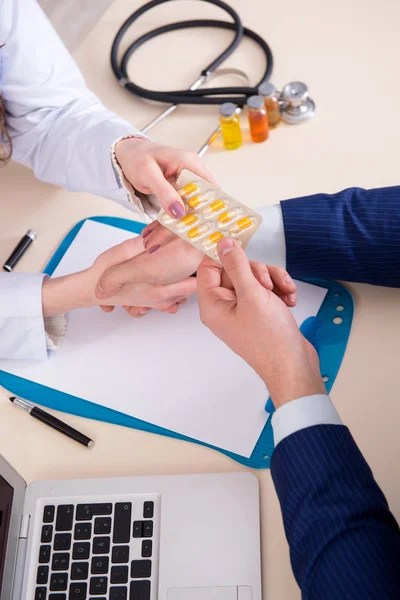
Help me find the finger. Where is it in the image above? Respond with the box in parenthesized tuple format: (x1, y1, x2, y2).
(145, 161, 186, 219)
(95, 238, 146, 299)
(268, 265, 297, 295)
(141, 220, 161, 239)
(154, 277, 197, 304)
(280, 292, 298, 307)
(216, 238, 257, 297)
(177, 297, 187, 305)
(100, 305, 115, 313)
(123, 306, 151, 318)
(181, 154, 218, 186)
(143, 226, 176, 251)
(250, 261, 274, 291)
(96, 237, 144, 271)
(197, 256, 223, 300)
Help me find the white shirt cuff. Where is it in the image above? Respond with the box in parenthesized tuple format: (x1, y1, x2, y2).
(272, 394, 342, 446)
(245, 203, 286, 267)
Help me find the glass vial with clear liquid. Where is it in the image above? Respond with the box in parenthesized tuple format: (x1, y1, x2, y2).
(258, 82, 281, 128)
(219, 102, 242, 150)
(247, 95, 269, 143)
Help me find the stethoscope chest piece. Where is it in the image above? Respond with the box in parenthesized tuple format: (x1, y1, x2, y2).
(280, 81, 315, 124)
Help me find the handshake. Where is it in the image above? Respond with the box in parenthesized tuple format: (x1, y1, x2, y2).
(42, 223, 325, 408)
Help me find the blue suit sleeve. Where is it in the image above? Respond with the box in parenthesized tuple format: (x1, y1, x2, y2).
(271, 425, 400, 599)
(281, 186, 400, 286)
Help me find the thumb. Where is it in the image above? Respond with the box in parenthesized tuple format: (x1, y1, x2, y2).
(146, 162, 186, 219)
(95, 238, 144, 299)
(217, 238, 257, 297)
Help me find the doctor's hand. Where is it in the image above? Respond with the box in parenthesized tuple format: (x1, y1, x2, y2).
(197, 238, 325, 408)
(115, 137, 216, 218)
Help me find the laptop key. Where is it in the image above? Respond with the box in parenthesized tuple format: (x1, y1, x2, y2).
(37, 565, 49, 585)
(73, 542, 90, 560)
(35, 588, 47, 600)
(143, 521, 153, 538)
(111, 545, 129, 563)
(76, 503, 112, 521)
(48, 595, 66, 600)
(94, 517, 111, 535)
(130, 580, 151, 600)
(54, 533, 72, 551)
(74, 522, 92, 540)
(52, 553, 70, 571)
(56, 505, 74, 531)
(113, 503, 131, 543)
(43, 505, 55, 523)
(41, 525, 53, 543)
(71, 562, 89, 580)
(110, 587, 127, 600)
(141, 540, 152, 558)
(132, 521, 143, 538)
(69, 582, 87, 600)
(110, 566, 128, 584)
(92, 536, 110, 554)
(91, 556, 109, 574)
(50, 573, 68, 591)
(89, 576, 108, 595)
(143, 502, 154, 519)
(131, 560, 152, 579)
(39, 545, 51, 563)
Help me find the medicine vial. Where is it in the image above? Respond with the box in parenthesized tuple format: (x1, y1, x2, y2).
(258, 82, 281, 128)
(219, 102, 242, 150)
(247, 95, 269, 143)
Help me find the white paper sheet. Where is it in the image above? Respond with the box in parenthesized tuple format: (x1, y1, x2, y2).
(0, 220, 327, 457)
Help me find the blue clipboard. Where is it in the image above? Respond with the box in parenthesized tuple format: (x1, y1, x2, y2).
(0, 217, 354, 469)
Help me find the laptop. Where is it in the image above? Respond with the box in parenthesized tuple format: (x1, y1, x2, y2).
(0, 454, 261, 600)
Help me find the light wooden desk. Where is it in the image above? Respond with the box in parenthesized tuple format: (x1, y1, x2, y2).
(1, 1, 400, 597)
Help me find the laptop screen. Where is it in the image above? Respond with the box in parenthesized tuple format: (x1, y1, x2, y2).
(0, 476, 14, 594)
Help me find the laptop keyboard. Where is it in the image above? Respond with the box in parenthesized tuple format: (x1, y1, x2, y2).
(34, 496, 158, 600)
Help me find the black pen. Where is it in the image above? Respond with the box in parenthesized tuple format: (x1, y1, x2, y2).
(9, 397, 94, 449)
(3, 230, 37, 272)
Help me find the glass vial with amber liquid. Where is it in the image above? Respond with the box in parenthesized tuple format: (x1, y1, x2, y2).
(258, 82, 281, 128)
(247, 95, 269, 143)
(219, 102, 242, 150)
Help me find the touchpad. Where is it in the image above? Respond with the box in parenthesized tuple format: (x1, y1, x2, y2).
(168, 587, 252, 600)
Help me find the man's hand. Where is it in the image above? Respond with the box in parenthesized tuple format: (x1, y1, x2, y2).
(197, 238, 325, 408)
(115, 137, 216, 218)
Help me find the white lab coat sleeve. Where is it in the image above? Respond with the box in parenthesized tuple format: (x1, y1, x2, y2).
(0, 273, 65, 360)
(0, 0, 155, 219)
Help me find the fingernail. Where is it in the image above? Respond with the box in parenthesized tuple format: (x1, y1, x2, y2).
(288, 293, 296, 303)
(285, 275, 294, 286)
(218, 238, 235, 256)
(148, 244, 161, 255)
(95, 285, 104, 299)
(262, 274, 273, 288)
(142, 221, 158, 238)
(169, 201, 185, 218)
(139, 309, 149, 315)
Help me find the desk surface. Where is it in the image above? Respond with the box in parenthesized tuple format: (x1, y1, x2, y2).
(1, 1, 400, 598)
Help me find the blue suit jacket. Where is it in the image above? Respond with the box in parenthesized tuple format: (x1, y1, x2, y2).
(271, 425, 400, 599)
(273, 186, 400, 597)
(281, 186, 400, 287)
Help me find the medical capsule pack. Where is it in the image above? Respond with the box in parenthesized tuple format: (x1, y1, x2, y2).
(157, 171, 263, 263)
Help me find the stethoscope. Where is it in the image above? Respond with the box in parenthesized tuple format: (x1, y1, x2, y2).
(111, 0, 316, 155)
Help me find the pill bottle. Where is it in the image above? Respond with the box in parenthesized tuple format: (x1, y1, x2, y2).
(219, 102, 242, 150)
(258, 82, 281, 128)
(247, 95, 269, 143)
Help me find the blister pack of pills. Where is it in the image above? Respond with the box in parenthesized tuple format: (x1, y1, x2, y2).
(157, 171, 263, 263)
